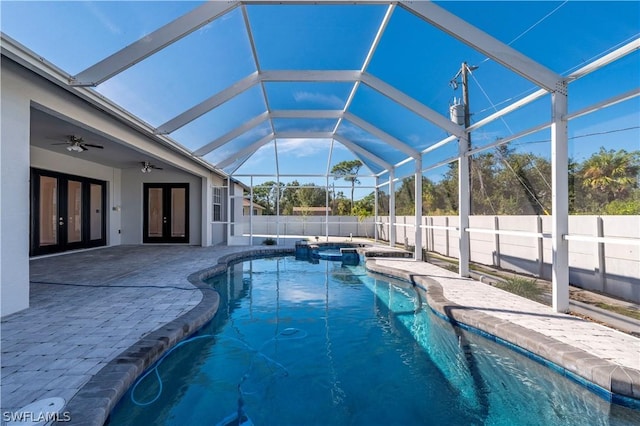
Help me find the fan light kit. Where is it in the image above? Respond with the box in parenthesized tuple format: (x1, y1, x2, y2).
(141, 161, 162, 173)
(53, 135, 103, 152)
(67, 144, 85, 152)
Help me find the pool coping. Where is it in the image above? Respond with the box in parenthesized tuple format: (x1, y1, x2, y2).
(365, 260, 640, 409)
(59, 247, 293, 426)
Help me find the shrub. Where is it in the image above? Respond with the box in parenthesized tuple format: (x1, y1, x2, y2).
(263, 238, 276, 245)
(495, 276, 543, 301)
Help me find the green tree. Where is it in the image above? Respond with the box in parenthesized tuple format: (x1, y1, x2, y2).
(331, 159, 363, 214)
(493, 147, 551, 215)
(579, 147, 640, 205)
(298, 183, 327, 208)
(434, 162, 459, 214)
(395, 177, 416, 215)
(470, 152, 499, 215)
(252, 181, 282, 215)
(353, 192, 375, 219)
(333, 192, 351, 215)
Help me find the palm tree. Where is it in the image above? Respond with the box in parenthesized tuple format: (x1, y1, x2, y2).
(579, 147, 640, 204)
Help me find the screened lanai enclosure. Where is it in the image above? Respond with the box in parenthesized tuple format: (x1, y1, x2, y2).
(2, 1, 638, 313)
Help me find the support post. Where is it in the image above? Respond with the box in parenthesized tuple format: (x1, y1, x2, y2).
(250, 176, 254, 245)
(374, 177, 379, 242)
(551, 83, 569, 312)
(1, 84, 30, 317)
(445, 217, 450, 257)
(202, 176, 212, 246)
(275, 180, 280, 245)
(325, 175, 330, 241)
(389, 170, 396, 247)
(494, 216, 501, 268)
(458, 134, 471, 277)
(597, 216, 607, 293)
(414, 157, 423, 261)
(537, 215, 544, 277)
(455, 62, 474, 278)
(430, 217, 435, 252)
(226, 178, 232, 243)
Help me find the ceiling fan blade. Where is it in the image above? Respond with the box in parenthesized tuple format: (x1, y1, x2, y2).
(51, 142, 70, 145)
(83, 143, 104, 149)
(80, 145, 89, 151)
(151, 165, 163, 170)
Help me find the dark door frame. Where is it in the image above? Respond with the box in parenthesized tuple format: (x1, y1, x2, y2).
(30, 168, 107, 256)
(142, 183, 189, 244)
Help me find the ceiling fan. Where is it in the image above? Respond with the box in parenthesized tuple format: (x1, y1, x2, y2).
(140, 161, 163, 173)
(52, 135, 104, 152)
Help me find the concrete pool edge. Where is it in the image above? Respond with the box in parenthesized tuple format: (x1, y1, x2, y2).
(365, 260, 640, 408)
(60, 247, 293, 426)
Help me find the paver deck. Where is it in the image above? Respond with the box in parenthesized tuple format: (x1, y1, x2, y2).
(1, 245, 289, 423)
(1, 245, 638, 425)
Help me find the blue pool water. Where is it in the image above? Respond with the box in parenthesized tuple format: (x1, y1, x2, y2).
(108, 257, 640, 425)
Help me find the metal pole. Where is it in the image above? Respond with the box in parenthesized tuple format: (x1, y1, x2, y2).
(226, 178, 232, 243)
(458, 133, 470, 277)
(458, 62, 473, 277)
(325, 175, 329, 241)
(462, 62, 472, 148)
(414, 156, 423, 261)
(389, 170, 396, 247)
(374, 177, 379, 242)
(250, 176, 254, 245)
(551, 82, 569, 313)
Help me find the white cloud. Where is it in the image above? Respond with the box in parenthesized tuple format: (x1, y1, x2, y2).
(275, 138, 333, 158)
(408, 134, 421, 144)
(293, 91, 345, 109)
(83, 1, 122, 36)
(338, 124, 384, 146)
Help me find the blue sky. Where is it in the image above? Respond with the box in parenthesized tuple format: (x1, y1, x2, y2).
(2, 1, 638, 198)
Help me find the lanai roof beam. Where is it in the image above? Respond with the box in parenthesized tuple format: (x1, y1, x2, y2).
(361, 73, 465, 138)
(216, 133, 274, 169)
(400, 1, 562, 92)
(332, 3, 396, 134)
(194, 111, 270, 157)
(260, 70, 362, 82)
(270, 110, 343, 119)
(71, 1, 240, 86)
(156, 72, 261, 135)
(343, 112, 419, 159)
(333, 135, 393, 171)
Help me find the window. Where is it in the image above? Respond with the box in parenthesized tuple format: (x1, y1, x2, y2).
(212, 186, 224, 222)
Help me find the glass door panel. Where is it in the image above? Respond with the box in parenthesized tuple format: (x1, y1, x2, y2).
(39, 175, 58, 246)
(148, 188, 164, 238)
(31, 169, 107, 256)
(143, 183, 189, 243)
(90, 183, 103, 240)
(67, 180, 83, 243)
(171, 188, 186, 237)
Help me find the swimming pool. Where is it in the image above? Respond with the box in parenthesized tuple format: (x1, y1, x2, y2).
(107, 256, 640, 425)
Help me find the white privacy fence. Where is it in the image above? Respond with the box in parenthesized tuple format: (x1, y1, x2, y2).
(241, 215, 376, 239)
(377, 215, 639, 303)
(235, 214, 638, 302)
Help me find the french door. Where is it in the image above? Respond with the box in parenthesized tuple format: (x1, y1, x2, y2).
(143, 183, 189, 243)
(30, 169, 107, 256)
